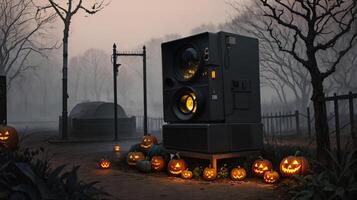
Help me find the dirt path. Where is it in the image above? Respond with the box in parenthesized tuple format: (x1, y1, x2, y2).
(22, 132, 280, 200)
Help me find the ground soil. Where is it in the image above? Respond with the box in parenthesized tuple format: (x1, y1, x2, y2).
(20, 130, 281, 200)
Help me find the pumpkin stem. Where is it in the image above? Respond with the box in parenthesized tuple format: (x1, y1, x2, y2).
(258, 156, 264, 160)
(294, 151, 301, 156)
(175, 152, 181, 159)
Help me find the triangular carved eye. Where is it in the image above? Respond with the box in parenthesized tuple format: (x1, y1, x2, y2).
(292, 160, 299, 165)
(284, 159, 289, 164)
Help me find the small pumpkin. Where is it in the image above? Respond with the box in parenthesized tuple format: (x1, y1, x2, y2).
(167, 154, 187, 176)
(181, 169, 193, 179)
(113, 144, 121, 152)
(230, 166, 247, 181)
(99, 159, 111, 169)
(0, 125, 18, 150)
(279, 155, 309, 177)
(203, 166, 217, 181)
(252, 157, 272, 177)
(263, 170, 280, 184)
(151, 156, 166, 172)
(136, 160, 152, 173)
(140, 134, 158, 149)
(127, 151, 145, 166)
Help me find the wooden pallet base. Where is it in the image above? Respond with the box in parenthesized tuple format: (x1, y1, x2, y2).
(167, 149, 261, 170)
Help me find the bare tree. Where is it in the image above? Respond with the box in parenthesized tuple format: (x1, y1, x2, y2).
(258, 0, 357, 163)
(0, 0, 55, 88)
(40, 0, 106, 139)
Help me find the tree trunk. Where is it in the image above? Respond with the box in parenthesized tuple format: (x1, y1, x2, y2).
(62, 23, 69, 139)
(311, 77, 331, 164)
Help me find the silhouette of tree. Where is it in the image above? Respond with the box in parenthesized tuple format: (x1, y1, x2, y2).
(259, 0, 357, 164)
(0, 0, 55, 88)
(39, 0, 107, 139)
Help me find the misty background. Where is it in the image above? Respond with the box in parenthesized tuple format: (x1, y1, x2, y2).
(4, 0, 357, 124)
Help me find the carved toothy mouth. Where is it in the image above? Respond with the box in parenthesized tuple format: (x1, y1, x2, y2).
(169, 170, 183, 175)
(140, 143, 153, 149)
(281, 165, 301, 173)
(0, 136, 9, 141)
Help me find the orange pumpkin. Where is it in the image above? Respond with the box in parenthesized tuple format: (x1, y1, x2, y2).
(0, 125, 18, 150)
(252, 157, 272, 177)
(263, 170, 280, 184)
(181, 169, 193, 179)
(151, 156, 166, 172)
(113, 144, 121, 152)
(127, 152, 145, 166)
(230, 166, 247, 181)
(99, 159, 111, 169)
(140, 134, 158, 149)
(203, 166, 217, 181)
(167, 157, 186, 176)
(279, 156, 309, 177)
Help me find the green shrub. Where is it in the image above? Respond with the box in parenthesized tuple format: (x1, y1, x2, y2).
(282, 149, 357, 200)
(0, 146, 109, 200)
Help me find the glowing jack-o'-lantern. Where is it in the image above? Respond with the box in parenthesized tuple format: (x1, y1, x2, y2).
(127, 152, 145, 166)
(140, 134, 158, 149)
(181, 169, 193, 179)
(0, 125, 18, 150)
(252, 157, 272, 177)
(167, 156, 186, 176)
(263, 170, 280, 184)
(230, 166, 247, 181)
(113, 144, 121, 152)
(203, 166, 217, 181)
(279, 156, 309, 177)
(151, 156, 166, 172)
(99, 159, 111, 169)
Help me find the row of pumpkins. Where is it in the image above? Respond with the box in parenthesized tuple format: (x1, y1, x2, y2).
(101, 135, 309, 184)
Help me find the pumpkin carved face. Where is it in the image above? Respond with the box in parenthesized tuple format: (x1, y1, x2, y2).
(140, 135, 158, 149)
(151, 156, 166, 172)
(99, 159, 111, 169)
(263, 170, 280, 184)
(203, 167, 217, 181)
(167, 159, 186, 176)
(0, 125, 18, 150)
(127, 152, 145, 166)
(113, 144, 121, 152)
(252, 158, 272, 177)
(230, 166, 247, 181)
(279, 156, 309, 177)
(181, 169, 193, 179)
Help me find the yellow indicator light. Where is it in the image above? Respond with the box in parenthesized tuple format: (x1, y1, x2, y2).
(211, 70, 216, 79)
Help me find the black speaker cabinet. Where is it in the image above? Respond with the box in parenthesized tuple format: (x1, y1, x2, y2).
(161, 32, 263, 153)
(0, 76, 6, 125)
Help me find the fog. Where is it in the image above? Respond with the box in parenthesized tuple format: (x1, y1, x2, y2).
(4, 0, 356, 124)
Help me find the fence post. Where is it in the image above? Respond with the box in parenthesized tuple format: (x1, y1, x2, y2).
(265, 114, 270, 137)
(307, 107, 311, 137)
(349, 91, 356, 148)
(278, 112, 283, 136)
(334, 93, 341, 162)
(295, 110, 300, 136)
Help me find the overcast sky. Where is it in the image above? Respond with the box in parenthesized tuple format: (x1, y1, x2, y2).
(60, 0, 234, 55)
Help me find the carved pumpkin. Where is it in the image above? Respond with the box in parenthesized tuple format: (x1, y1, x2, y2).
(263, 170, 280, 184)
(151, 156, 166, 172)
(167, 156, 186, 176)
(181, 169, 193, 179)
(230, 166, 247, 181)
(127, 152, 145, 166)
(140, 134, 158, 149)
(203, 166, 217, 181)
(0, 125, 18, 150)
(113, 144, 121, 152)
(99, 159, 111, 169)
(279, 156, 309, 177)
(252, 157, 272, 177)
